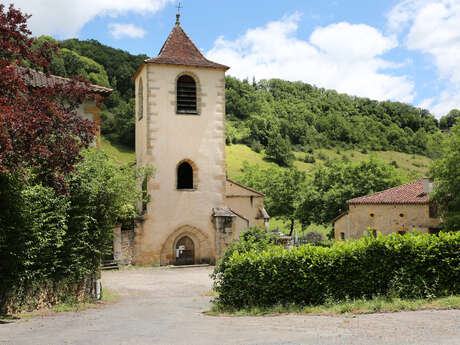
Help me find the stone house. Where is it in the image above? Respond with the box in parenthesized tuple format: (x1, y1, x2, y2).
(114, 14, 269, 266)
(334, 178, 441, 241)
(17, 67, 112, 144)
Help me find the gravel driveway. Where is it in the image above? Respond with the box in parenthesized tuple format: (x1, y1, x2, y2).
(0, 266, 459, 345)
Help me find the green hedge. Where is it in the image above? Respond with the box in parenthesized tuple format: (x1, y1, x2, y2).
(213, 232, 460, 309)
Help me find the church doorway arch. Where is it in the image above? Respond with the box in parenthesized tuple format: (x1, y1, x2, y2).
(160, 225, 211, 266)
(175, 236, 195, 265)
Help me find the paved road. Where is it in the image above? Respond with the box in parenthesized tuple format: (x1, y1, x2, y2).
(0, 267, 459, 345)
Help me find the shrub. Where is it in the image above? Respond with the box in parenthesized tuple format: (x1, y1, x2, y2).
(250, 140, 264, 153)
(304, 154, 316, 163)
(213, 227, 275, 275)
(303, 231, 325, 243)
(213, 232, 460, 310)
(317, 151, 327, 161)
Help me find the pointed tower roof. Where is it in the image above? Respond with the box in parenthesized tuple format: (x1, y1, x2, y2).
(144, 18, 229, 71)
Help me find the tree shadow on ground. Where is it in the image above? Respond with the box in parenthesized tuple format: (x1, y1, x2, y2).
(0, 314, 19, 324)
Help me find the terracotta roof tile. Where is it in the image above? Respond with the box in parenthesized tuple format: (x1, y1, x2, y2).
(145, 24, 229, 70)
(347, 179, 430, 205)
(16, 67, 113, 95)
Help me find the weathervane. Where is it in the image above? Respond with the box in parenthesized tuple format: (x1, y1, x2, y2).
(176, 1, 183, 25)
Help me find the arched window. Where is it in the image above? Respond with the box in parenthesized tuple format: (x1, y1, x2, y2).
(177, 162, 194, 189)
(177, 75, 197, 114)
(138, 78, 144, 120)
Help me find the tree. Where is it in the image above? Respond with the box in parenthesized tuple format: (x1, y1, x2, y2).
(0, 4, 98, 192)
(440, 109, 460, 130)
(238, 163, 306, 235)
(265, 133, 294, 167)
(297, 158, 403, 226)
(431, 122, 460, 231)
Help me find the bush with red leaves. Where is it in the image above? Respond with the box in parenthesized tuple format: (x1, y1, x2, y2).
(0, 4, 99, 193)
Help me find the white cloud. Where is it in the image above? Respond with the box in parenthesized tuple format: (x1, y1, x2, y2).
(109, 23, 146, 39)
(207, 14, 414, 103)
(431, 90, 460, 115)
(1, 0, 174, 38)
(388, 0, 460, 115)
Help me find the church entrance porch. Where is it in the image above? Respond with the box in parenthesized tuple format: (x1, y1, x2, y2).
(160, 225, 213, 266)
(175, 236, 195, 265)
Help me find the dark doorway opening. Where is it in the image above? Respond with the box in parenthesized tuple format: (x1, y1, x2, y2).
(175, 236, 195, 266)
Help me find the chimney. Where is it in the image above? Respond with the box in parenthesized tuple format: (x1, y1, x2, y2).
(423, 178, 434, 195)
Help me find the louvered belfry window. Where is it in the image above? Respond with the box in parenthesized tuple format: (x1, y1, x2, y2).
(177, 75, 197, 114)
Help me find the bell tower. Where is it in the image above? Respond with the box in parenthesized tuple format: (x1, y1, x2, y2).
(133, 14, 230, 266)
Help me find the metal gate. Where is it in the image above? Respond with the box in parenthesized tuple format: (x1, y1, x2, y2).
(175, 236, 195, 265)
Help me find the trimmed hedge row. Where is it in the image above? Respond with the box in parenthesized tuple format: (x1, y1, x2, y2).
(213, 232, 460, 309)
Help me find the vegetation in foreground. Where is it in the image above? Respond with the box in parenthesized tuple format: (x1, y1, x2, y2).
(0, 5, 152, 314)
(212, 229, 460, 311)
(208, 295, 460, 317)
(0, 288, 119, 323)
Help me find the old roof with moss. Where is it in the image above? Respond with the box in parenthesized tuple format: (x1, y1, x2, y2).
(16, 66, 113, 95)
(347, 179, 430, 205)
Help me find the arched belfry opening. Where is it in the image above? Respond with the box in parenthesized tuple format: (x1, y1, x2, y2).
(177, 75, 197, 114)
(177, 161, 194, 190)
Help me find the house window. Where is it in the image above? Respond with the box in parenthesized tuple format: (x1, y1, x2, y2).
(429, 204, 438, 218)
(340, 232, 345, 241)
(399, 213, 405, 218)
(398, 231, 407, 236)
(138, 78, 143, 120)
(177, 162, 194, 190)
(177, 75, 197, 114)
(370, 213, 375, 218)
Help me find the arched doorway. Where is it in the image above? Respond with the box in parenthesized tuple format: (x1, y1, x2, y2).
(175, 236, 195, 265)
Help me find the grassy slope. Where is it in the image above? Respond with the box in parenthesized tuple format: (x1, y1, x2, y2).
(100, 139, 432, 182)
(228, 144, 431, 180)
(100, 137, 136, 165)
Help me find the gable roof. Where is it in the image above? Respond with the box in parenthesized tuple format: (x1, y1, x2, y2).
(16, 67, 113, 95)
(347, 179, 430, 205)
(332, 211, 348, 223)
(144, 22, 229, 71)
(226, 178, 266, 197)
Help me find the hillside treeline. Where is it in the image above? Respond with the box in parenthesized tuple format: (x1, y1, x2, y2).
(38, 37, 455, 160)
(226, 77, 443, 159)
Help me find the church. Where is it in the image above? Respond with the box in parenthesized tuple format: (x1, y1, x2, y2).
(113, 14, 269, 266)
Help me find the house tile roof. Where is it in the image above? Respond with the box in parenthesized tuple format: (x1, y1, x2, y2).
(16, 67, 113, 95)
(145, 22, 229, 70)
(347, 179, 430, 205)
(226, 178, 266, 197)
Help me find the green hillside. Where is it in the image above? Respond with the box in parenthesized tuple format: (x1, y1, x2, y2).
(38, 37, 453, 163)
(100, 139, 431, 181)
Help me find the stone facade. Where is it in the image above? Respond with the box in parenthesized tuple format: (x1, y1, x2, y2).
(124, 19, 268, 267)
(134, 63, 227, 266)
(334, 203, 441, 240)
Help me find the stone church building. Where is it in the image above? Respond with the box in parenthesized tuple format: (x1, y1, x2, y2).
(113, 15, 269, 266)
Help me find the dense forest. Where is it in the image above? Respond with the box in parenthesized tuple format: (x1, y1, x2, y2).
(38, 37, 457, 164)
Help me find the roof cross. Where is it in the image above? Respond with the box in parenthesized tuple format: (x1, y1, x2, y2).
(175, 1, 182, 25)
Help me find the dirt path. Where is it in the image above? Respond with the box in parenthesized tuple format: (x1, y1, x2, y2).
(0, 267, 459, 345)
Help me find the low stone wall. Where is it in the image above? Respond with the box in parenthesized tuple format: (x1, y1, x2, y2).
(113, 225, 135, 266)
(0, 272, 102, 314)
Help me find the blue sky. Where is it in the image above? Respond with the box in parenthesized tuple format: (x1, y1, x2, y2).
(5, 0, 460, 117)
